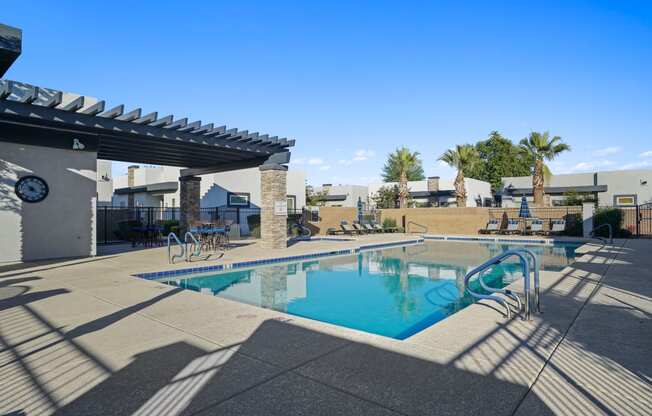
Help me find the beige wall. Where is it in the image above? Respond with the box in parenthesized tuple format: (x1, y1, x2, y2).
(380, 206, 583, 235)
(381, 207, 491, 234)
(308, 207, 358, 235)
(0, 142, 97, 262)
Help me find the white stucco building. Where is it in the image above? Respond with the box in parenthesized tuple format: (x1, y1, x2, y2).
(368, 176, 492, 208)
(310, 184, 370, 208)
(111, 165, 306, 211)
(500, 169, 652, 207)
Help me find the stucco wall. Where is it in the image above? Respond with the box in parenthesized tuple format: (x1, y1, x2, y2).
(307, 207, 358, 235)
(0, 142, 97, 262)
(381, 207, 492, 234)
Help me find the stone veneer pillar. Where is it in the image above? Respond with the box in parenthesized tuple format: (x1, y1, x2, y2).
(260, 164, 288, 249)
(180, 176, 201, 234)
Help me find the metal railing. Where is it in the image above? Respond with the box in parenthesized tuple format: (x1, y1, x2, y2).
(591, 223, 613, 244)
(464, 249, 540, 320)
(406, 221, 427, 234)
(167, 232, 185, 264)
(184, 231, 203, 262)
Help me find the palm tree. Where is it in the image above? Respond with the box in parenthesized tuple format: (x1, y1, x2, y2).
(438, 144, 479, 207)
(519, 131, 571, 206)
(381, 147, 424, 208)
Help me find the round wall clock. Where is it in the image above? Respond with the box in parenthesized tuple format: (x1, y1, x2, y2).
(15, 175, 49, 203)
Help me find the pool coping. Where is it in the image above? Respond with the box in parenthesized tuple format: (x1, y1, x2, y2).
(134, 238, 425, 280)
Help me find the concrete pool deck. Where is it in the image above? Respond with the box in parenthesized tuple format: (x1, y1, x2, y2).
(1, 235, 650, 415)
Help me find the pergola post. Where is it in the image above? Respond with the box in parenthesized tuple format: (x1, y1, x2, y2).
(180, 175, 201, 234)
(260, 163, 288, 249)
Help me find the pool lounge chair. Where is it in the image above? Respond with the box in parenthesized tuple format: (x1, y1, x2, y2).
(369, 221, 385, 233)
(352, 222, 369, 234)
(530, 218, 545, 235)
(361, 222, 378, 233)
(340, 221, 361, 235)
(481, 218, 500, 234)
(549, 219, 566, 235)
(501, 219, 521, 235)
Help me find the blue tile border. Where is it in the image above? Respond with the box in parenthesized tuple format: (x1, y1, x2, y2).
(134, 235, 583, 280)
(134, 239, 425, 280)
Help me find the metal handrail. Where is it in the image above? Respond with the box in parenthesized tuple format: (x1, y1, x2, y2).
(407, 221, 427, 234)
(590, 223, 613, 244)
(464, 249, 539, 320)
(167, 232, 185, 264)
(184, 231, 202, 261)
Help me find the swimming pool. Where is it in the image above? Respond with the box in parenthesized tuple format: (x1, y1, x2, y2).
(159, 240, 582, 339)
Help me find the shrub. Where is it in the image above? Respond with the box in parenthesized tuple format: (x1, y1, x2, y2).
(382, 217, 397, 229)
(248, 214, 261, 238)
(158, 219, 179, 236)
(594, 208, 632, 238)
(562, 213, 583, 237)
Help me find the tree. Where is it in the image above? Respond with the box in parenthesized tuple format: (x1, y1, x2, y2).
(438, 144, 480, 207)
(467, 131, 533, 193)
(519, 131, 571, 206)
(372, 185, 399, 208)
(305, 185, 329, 207)
(381, 147, 424, 208)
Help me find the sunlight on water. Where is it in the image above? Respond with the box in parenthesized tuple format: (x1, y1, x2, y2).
(163, 241, 581, 339)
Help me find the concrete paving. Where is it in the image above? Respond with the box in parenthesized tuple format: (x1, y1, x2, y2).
(0, 235, 650, 415)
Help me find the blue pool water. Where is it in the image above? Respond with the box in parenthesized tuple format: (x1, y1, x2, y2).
(161, 240, 582, 339)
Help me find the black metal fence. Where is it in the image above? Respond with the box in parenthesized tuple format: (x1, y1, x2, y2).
(96, 206, 306, 244)
(596, 204, 652, 238)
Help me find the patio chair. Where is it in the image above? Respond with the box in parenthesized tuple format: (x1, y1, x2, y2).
(341, 221, 361, 235)
(549, 219, 566, 235)
(369, 220, 385, 233)
(501, 219, 521, 235)
(362, 221, 380, 233)
(530, 218, 545, 235)
(352, 222, 369, 234)
(481, 218, 500, 234)
(327, 227, 344, 235)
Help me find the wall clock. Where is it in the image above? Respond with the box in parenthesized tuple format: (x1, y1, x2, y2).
(15, 175, 49, 203)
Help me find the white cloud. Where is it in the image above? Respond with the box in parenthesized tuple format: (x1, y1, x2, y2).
(308, 158, 324, 165)
(592, 146, 622, 157)
(319, 165, 331, 171)
(338, 149, 375, 165)
(640, 150, 652, 158)
(559, 160, 615, 174)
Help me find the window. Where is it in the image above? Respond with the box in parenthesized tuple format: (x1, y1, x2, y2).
(614, 194, 637, 207)
(287, 195, 296, 212)
(227, 192, 250, 207)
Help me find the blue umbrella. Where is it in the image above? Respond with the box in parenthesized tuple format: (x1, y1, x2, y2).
(519, 195, 531, 218)
(357, 197, 364, 223)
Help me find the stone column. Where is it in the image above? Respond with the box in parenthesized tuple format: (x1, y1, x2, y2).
(127, 165, 138, 208)
(180, 176, 201, 234)
(260, 164, 288, 249)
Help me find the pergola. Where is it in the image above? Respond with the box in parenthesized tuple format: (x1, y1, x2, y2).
(0, 79, 294, 249)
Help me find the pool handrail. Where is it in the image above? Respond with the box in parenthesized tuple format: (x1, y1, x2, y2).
(184, 231, 202, 261)
(167, 232, 186, 264)
(407, 221, 427, 234)
(464, 248, 539, 320)
(590, 223, 613, 244)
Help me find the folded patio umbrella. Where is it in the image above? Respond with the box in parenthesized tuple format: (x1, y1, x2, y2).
(519, 195, 531, 219)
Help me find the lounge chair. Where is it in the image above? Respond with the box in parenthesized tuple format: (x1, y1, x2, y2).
(501, 219, 521, 235)
(340, 221, 361, 235)
(549, 219, 566, 235)
(370, 221, 385, 233)
(352, 222, 369, 234)
(481, 218, 500, 234)
(327, 227, 344, 235)
(361, 222, 378, 233)
(530, 219, 544, 235)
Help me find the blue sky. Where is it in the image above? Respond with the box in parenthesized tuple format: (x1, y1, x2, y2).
(4, 1, 651, 185)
